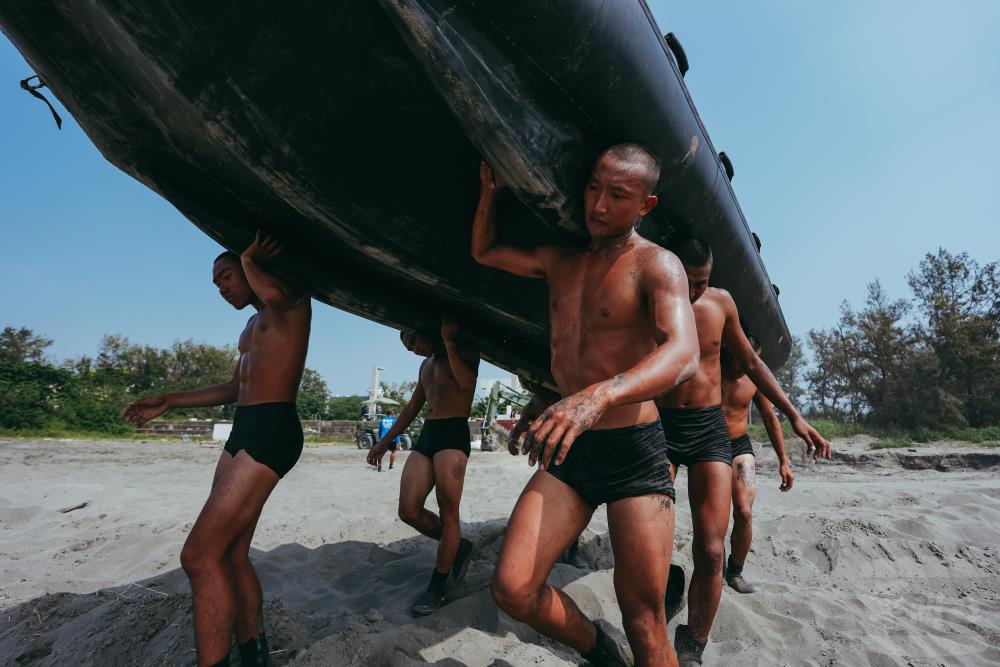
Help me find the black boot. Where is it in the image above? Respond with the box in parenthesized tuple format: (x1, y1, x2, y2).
(238, 630, 271, 667)
(725, 555, 759, 594)
(452, 538, 474, 582)
(411, 568, 448, 616)
(674, 624, 706, 666)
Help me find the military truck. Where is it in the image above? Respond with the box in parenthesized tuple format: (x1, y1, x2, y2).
(355, 415, 420, 450)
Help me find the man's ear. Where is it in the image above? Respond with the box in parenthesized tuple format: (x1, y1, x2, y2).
(640, 194, 659, 217)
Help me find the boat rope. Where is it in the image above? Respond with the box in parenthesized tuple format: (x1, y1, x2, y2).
(19, 74, 62, 129)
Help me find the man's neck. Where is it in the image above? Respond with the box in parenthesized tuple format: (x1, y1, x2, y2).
(588, 227, 637, 251)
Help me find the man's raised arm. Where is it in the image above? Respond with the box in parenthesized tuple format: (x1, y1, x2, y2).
(529, 249, 700, 468)
(471, 161, 547, 278)
(721, 294, 831, 460)
(241, 231, 307, 310)
(441, 318, 480, 390)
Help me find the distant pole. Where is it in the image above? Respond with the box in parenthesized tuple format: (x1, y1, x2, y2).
(368, 366, 384, 418)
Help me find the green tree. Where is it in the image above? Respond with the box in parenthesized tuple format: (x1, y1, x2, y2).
(298, 368, 330, 419)
(470, 394, 490, 418)
(0, 326, 53, 363)
(805, 327, 855, 420)
(59, 367, 132, 434)
(907, 249, 1000, 426)
(806, 282, 917, 426)
(773, 335, 806, 408)
(166, 339, 238, 392)
(89, 335, 238, 419)
(380, 381, 417, 409)
(328, 395, 366, 420)
(0, 360, 67, 429)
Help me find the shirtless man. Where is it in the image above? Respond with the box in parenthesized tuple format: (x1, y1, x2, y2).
(720, 335, 795, 595)
(367, 319, 480, 616)
(657, 236, 830, 665)
(123, 231, 311, 667)
(475, 144, 700, 667)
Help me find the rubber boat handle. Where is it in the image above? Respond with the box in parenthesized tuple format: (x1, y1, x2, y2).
(751, 232, 761, 252)
(664, 33, 689, 77)
(718, 151, 734, 181)
(772, 284, 781, 297)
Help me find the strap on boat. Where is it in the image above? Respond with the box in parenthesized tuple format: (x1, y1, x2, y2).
(19, 75, 63, 129)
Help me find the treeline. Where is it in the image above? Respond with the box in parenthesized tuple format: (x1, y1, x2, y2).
(779, 249, 999, 432)
(0, 329, 353, 432)
(0, 329, 237, 432)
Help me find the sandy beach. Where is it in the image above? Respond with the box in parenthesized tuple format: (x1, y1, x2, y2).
(2, 436, 999, 666)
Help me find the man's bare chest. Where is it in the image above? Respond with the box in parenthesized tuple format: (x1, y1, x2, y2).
(694, 303, 725, 359)
(549, 261, 642, 326)
(421, 357, 455, 389)
(238, 313, 275, 355)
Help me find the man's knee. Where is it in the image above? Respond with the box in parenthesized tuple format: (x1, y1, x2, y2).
(397, 501, 421, 526)
(733, 502, 753, 527)
(436, 494, 461, 522)
(490, 572, 538, 620)
(180, 541, 220, 578)
(693, 536, 726, 573)
(622, 606, 665, 647)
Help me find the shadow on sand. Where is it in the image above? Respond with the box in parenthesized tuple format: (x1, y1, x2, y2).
(1, 519, 622, 666)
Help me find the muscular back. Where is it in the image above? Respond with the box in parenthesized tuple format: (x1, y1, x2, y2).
(420, 345, 477, 419)
(657, 287, 729, 409)
(545, 237, 675, 428)
(237, 301, 311, 405)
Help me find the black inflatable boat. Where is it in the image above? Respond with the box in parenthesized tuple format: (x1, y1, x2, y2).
(0, 0, 791, 383)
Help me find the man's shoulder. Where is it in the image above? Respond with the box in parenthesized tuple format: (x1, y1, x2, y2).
(705, 286, 736, 307)
(632, 242, 684, 282)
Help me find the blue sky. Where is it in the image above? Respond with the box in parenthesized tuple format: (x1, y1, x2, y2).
(2, 2, 998, 394)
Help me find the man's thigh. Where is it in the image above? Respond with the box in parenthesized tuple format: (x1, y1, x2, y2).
(688, 461, 733, 542)
(432, 449, 469, 509)
(495, 470, 594, 589)
(731, 454, 757, 511)
(399, 450, 436, 509)
(607, 494, 675, 611)
(188, 451, 279, 557)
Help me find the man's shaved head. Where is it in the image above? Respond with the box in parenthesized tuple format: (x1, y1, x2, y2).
(597, 143, 661, 195)
(214, 250, 240, 266)
(670, 235, 713, 268)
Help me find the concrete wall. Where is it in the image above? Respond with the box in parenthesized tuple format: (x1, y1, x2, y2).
(138, 418, 484, 441)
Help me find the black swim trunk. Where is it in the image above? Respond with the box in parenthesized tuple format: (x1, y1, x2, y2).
(545, 420, 675, 509)
(413, 417, 471, 458)
(386, 441, 399, 452)
(224, 403, 303, 478)
(730, 433, 755, 458)
(658, 405, 733, 467)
